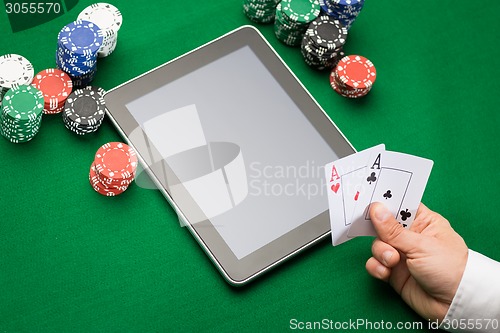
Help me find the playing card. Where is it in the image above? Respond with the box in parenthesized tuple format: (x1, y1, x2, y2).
(347, 151, 434, 238)
(324, 144, 385, 246)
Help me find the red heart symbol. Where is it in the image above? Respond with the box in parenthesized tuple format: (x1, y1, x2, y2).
(331, 183, 340, 193)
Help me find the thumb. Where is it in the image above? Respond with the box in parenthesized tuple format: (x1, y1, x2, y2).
(370, 202, 421, 254)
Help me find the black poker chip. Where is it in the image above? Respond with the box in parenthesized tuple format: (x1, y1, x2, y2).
(62, 85, 106, 135)
(301, 15, 347, 70)
(306, 15, 347, 50)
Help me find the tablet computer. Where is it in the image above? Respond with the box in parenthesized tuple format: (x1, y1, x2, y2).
(105, 25, 355, 285)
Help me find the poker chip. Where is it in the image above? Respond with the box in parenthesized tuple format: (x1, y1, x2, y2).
(319, 0, 365, 30)
(89, 163, 127, 196)
(31, 68, 73, 114)
(243, 0, 280, 24)
(77, 3, 123, 58)
(0, 54, 34, 102)
(301, 15, 347, 70)
(94, 141, 137, 181)
(89, 142, 137, 196)
(274, 0, 320, 47)
(56, 20, 103, 88)
(62, 85, 106, 135)
(0, 84, 44, 143)
(330, 55, 376, 98)
(282, 0, 321, 24)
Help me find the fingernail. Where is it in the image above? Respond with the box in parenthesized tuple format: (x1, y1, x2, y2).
(382, 251, 393, 266)
(376, 264, 387, 278)
(374, 204, 391, 221)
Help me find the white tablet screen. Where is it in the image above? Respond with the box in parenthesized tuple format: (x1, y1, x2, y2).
(126, 46, 337, 259)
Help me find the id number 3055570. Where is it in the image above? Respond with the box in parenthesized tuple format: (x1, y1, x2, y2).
(5, 2, 61, 14)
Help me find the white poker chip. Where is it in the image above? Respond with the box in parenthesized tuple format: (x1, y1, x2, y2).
(77, 3, 122, 33)
(77, 3, 123, 57)
(0, 54, 34, 89)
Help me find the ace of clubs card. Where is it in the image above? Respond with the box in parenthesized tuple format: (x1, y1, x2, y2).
(347, 151, 434, 238)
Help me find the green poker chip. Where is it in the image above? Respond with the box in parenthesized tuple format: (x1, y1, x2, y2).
(274, 1, 319, 46)
(243, 0, 279, 24)
(281, 0, 321, 25)
(2, 84, 43, 121)
(0, 84, 43, 143)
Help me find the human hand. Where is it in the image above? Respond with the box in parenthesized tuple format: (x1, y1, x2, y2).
(366, 202, 468, 321)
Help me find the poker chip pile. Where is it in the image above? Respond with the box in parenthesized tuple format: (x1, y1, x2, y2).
(301, 15, 347, 70)
(89, 142, 137, 196)
(31, 69, 73, 114)
(56, 20, 103, 88)
(77, 3, 123, 58)
(330, 55, 376, 98)
(243, 0, 280, 23)
(0, 85, 44, 143)
(319, 0, 365, 30)
(274, 0, 321, 46)
(0, 54, 34, 103)
(63, 86, 106, 135)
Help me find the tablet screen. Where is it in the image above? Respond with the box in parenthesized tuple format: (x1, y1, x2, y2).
(126, 45, 337, 259)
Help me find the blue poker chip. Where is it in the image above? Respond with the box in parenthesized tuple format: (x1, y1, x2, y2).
(332, 0, 364, 6)
(56, 20, 102, 87)
(327, 2, 363, 13)
(319, 0, 364, 29)
(55, 57, 94, 77)
(319, 0, 334, 15)
(56, 53, 96, 71)
(58, 20, 103, 56)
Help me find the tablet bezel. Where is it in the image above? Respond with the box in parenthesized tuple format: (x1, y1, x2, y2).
(104, 25, 355, 285)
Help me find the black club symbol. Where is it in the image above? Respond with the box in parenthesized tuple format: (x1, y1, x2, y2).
(400, 209, 412, 221)
(366, 172, 377, 184)
(383, 190, 392, 199)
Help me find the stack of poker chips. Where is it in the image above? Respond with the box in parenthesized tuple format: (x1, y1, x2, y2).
(330, 55, 376, 98)
(56, 20, 103, 89)
(319, 0, 365, 30)
(63, 86, 106, 135)
(31, 69, 73, 114)
(274, 0, 321, 47)
(77, 3, 123, 58)
(243, 0, 280, 24)
(89, 142, 138, 196)
(301, 15, 347, 70)
(0, 54, 34, 103)
(0, 85, 44, 143)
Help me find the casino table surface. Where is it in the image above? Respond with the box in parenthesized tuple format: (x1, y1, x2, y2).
(1, 1, 499, 332)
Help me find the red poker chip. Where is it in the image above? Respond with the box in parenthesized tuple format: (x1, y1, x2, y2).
(336, 55, 376, 90)
(90, 183, 124, 196)
(44, 107, 65, 115)
(93, 142, 138, 182)
(98, 173, 134, 185)
(93, 163, 135, 185)
(31, 68, 73, 114)
(89, 176, 125, 196)
(90, 162, 133, 186)
(330, 71, 370, 99)
(334, 71, 369, 93)
(99, 175, 134, 186)
(90, 163, 129, 191)
(89, 164, 127, 196)
(330, 71, 369, 93)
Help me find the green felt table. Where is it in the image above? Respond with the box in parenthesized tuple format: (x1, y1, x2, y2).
(1, 1, 499, 332)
